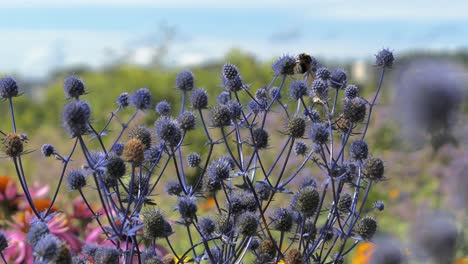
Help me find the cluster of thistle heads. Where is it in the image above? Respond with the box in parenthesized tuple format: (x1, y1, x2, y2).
(0, 49, 401, 264)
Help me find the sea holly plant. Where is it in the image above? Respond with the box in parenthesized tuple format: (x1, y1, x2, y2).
(0, 48, 394, 264)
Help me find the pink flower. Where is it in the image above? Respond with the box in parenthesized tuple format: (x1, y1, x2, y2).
(2, 230, 33, 264)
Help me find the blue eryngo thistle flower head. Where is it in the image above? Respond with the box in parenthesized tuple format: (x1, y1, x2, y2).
(176, 69, 195, 91)
(216, 91, 230, 105)
(286, 116, 306, 138)
(116, 92, 129, 108)
(128, 125, 152, 150)
(222, 63, 244, 91)
(165, 180, 183, 196)
(272, 207, 294, 232)
(66, 169, 87, 191)
(304, 108, 320, 123)
(130, 87, 151, 110)
(94, 247, 120, 264)
(255, 181, 271, 201)
(315, 67, 330, 80)
(272, 54, 296, 76)
(294, 141, 308, 156)
(247, 98, 267, 114)
(155, 100, 171, 116)
(291, 186, 320, 217)
(27, 221, 49, 246)
(210, 104, 231, 127)
(309, 122, 329, 145)
(142, 208, 172, 239)
(190, 88, 208, 109)
(216, 213, 234, 235)
(0, 76, 19, 99)
(199, 217, 216, 237)
(155, 116, 182, 147)
(337, 193, 352, 213)
(349, 140, 368, 160)
(2, 133, 25, 157)
(144, 144, 162, 164)
(122, 138, 146, 166)
(41, 144, 55, 157)
(187, 152, 201, 168)
(237, 212, 258, 236)
(222, 63, 240, 80)
(342, 97, 366, 123)
(110, 142, 124, 156)
(374, 200, 385, 211)
(208, 157, 232, 181)
(177, 196, 198, 220)
(289, 80, 308, 100)
(363, 157, 385, 180)
(329, 68, 348, 89)
(375, 48, 394, 68)
(177, 111, 196, 131)
(357, 216, 377, 240)
(0, 232, 8, 252)
(227, 191, 257, 216)
(412, 213, 458, 263)
(64, 76, 86, 99)
(344, 85, 359, 99)
(252, 128, 269, 149)
(310, 78, 329, 101)
(269, 86, 281, 101)
(285, 249, 303, 264)
(226, 100, 242, 121)
(62, 100, 91, 137)
(106, 155, 126, 179)
(33, 234, 60, 262)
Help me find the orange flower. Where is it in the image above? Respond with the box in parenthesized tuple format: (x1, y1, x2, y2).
(26, 198, 58, 214)
(352, 242, 375, 264)
(389, 189, 400, 200)
(199, 196, 216, 212)
(455, 257, 468, 264)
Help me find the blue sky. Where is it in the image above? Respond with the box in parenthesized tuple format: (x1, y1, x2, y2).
(0, 0, 467, 78)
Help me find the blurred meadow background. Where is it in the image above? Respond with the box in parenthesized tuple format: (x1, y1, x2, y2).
(1, 1, 468, 263)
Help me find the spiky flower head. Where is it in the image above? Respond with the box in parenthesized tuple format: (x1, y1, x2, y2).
(64, 76, 86, 99)
(106, 155, 126, 179)
(222, 75, 244, 92)
(216, 91, 230, 105)
(357, 216, 377, 240)
(0, 76, 19, 98)
(175, 69, 194, 91)
(237, 212, 258, 236)
(304, 108, 320, 123)
(316, 67, 330, 80)
(94, 247, 120, 264)
(329, 68, 348, 88)
(216, 213, 234, 235)
(41, 144, 55, 157)
(375, 48, 394, 68)
(2, 133, 24, 157)
(129, 126, 152, 150)
(289, 80, 308, 100)
(291, 186, 320, 217)
(177, 111, 196, 131)
(130, 88, 152, 110)
(310, 78, 329, 100)
(249, 238, 260, 251)
(190, 88, 208, 110)
(116, 92, 129, 108)
(142, 208, 172, 239)
(0, 232, 8, 251)
(210, 104, 231, 127)
(67, 169, 87, 191)
(207, 157, 231, 181)
(287, 116, 306, 138)
(199, 217, 216, 237)
(269, 86, 281, 100)
(177, 196, 198, 220)
(33, 234, 60, 261)
(374, 200, 385, 211)
(349, 140, 368, 160)
(342, 97, 366, 123)
(228, 191, 257, 215)
(203, 174, 222, 193)
(285, 249, 303, 264)
(272, 54, 296, 76)
(363, 157, 385, 180)
(55, 242, 72, 263)
(111, 142, 124, 156)
(155, 117, 182, 147)
(294, 141, 308, 156)
(155, 100, 171, 116)
(27, 221, 49, 246)
(165, 180, 182, 196)
(247, 98, 267, 114)
(123, 138, 146, 166)
(309, 122, 329, 145)
(226, 100, 242, 121)
(222, 63, 240, 80)
(252, 128, 269, 149)
(62, 100, 91, 137)
(82, 244, 99, 258)
(255, 181, 271, 201)
(344, 85, 359, 99)
(255, 88, 268, 101)
(259, 239, 276, 257)
(338, 193, 352, 213)
(273, 208, 294, 232)
(187, 152, 201, 168)
(303, 220, 317, 240)
(144, 145, 162, 163)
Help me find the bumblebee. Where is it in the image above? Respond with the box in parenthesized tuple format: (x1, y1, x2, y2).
(295, 53, 313, 74)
